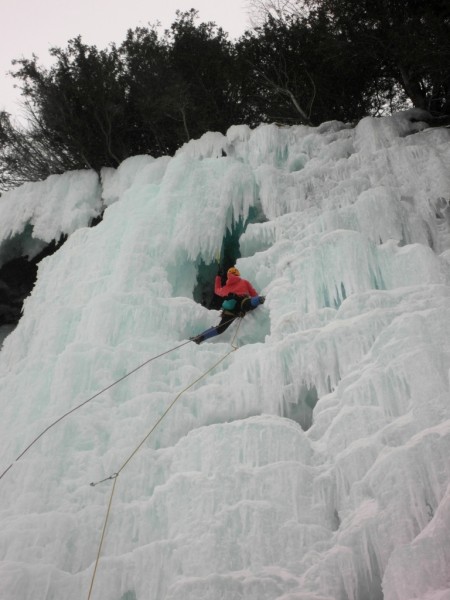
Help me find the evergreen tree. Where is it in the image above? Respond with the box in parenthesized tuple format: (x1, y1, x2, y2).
(237, 13, 384, 126)
(306, 0, 450, 113)
(166, 10, 242, 138)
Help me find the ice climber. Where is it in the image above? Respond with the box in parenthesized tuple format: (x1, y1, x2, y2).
(190, 266, 265, 344)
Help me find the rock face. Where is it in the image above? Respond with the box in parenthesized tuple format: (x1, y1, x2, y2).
(0, 238, 65, 332)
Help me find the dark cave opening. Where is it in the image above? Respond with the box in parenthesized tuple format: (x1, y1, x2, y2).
(193, 207, 263, 310)
(0, 235, 68, 336)
(0, 214, 104, 345)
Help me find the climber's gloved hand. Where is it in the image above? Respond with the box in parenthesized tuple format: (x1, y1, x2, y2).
(217, 264, 226, 278)
(250, 295, 265, 308)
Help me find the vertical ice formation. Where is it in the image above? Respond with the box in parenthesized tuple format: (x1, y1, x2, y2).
(0, 170, 102, 264)
(0, 170, 103, 345)
(0, 110, 450, 600)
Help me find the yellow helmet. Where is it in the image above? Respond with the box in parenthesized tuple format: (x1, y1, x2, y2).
(227, 267, 240, 277)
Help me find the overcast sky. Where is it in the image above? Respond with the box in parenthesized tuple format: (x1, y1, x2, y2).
(0, 0, 251, 120)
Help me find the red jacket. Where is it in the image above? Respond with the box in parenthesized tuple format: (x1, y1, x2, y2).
(215, 274, 258, 298)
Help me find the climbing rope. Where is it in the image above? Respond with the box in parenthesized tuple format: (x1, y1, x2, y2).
(0, 313, 243, 482)
(86, 318, 243, 600)
(0, 337, 199, 482)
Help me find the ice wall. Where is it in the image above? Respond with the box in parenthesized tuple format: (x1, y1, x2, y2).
(0, 170, 102, 266)
(0, 110, 450, 600)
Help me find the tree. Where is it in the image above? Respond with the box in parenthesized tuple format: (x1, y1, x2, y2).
(10, 38, 130, 172)
(307, 0, 450, 113)
(117, 26, 178, 155)
(246, 0, 307, 26)
(2, 4, 447, 191)
(237, 13, 384, 126)
(166, 10, 242, 139)
(4, 11, 244, 183)
(0, 110, 80, 191)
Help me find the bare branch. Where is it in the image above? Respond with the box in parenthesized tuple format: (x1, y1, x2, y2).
(250, 60, 314, 125)
(245, 0, 308, 27)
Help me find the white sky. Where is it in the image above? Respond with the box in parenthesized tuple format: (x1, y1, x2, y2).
(0, 0, 251, 121)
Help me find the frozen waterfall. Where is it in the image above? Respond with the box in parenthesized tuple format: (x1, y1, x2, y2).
(0, 109, 450, 600)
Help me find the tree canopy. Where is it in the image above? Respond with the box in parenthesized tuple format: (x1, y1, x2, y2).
(1, 5, 448, 191)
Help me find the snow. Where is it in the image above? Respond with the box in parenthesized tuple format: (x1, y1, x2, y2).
(1, 111, 450, 600)
(0, 170, 102, 266)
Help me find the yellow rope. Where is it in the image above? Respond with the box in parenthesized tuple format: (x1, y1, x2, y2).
(86, 319, 242, 599)
(0, 340, 192, 483)
(86, 475, 118, 600)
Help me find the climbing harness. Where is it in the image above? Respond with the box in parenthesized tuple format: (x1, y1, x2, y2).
(0, 338, 197, 482)
(222, 294, 252, 316)
(86, 318, 243, 600)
